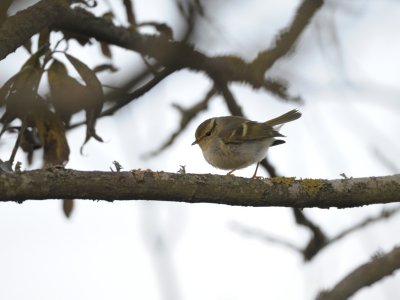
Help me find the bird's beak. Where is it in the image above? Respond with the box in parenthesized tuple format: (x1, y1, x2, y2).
(191, 140, 198, 146)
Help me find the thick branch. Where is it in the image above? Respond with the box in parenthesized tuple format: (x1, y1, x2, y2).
(317, 246, 400, 300)
(0, 0, 14, 26)
(0, 0, 67, 59)
(0, 169, 399, 207)
(0, 0, 322, 93)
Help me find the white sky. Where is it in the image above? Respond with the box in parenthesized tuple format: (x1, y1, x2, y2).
(1, 0, 400, 300)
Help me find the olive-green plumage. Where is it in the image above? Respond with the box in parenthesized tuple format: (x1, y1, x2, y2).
(192, 109, 301, 177)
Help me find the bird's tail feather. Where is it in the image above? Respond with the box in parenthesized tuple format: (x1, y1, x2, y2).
(264, 109, 301, 127)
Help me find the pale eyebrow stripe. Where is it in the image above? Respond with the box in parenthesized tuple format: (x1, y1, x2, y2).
(209, 118, 216, 130)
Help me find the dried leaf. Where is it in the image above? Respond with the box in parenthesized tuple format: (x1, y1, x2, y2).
(64, 53, 104, 145)
(22, 38, 32, 54)
(62, 199, 74, 218)
(65, 54, 103, 97)
(0, 74, 17, 107)
(48, 59, 88, 124)
(0, 50, 43, 128)
(20, 127, 41, 165)
(100, 42, 112, 58)
(33, 103, 70, 166)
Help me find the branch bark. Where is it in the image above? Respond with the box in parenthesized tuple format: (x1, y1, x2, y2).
(317, 246, 400, 300)
(0, 169, 399, 207)
(0, 0, 67, 59)
(0, 0, 323, 92)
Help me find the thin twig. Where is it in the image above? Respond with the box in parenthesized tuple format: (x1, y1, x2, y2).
(263, 78, 303, 103)
(232, 206, 400, 261)
(230, 221, 302, 252)
(252, 0, 324, 74)
(146, 85, 217, 157)
(330, 206, 400, 245)
(218, 83, 243, 116)
(68, 67, 175, 130)
(293, 208, 328, 260)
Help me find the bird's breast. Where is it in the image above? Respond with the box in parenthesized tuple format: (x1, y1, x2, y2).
(201, 138, 274, 170)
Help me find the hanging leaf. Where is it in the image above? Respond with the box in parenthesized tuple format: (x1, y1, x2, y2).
(33, 103, 70, 166)
(19, 127, 41, 165)
(100, 41, 112, 58)
(0, 50, 44, 133)
(65, 54, 103, 93)
(62, 199, 74, 218)
(65, 53, 104, 146)
(22, 38, 32, 54)
(48, 59, 88, 125)
(0, 74, 17, 107)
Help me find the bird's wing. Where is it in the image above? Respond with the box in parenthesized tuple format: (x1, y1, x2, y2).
(220, 120, 283, 144)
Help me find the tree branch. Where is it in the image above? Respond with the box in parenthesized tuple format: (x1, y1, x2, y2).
(330, 206, 400, 244)
(293, 207, 328, 260)
(231, 206, 400, 261)
(218, 82, 244, 116)
(252, 0, 323, 74)
(0, 0, 323, 94)
(147, 85, 217, 157)
(0, 169, 399, 207)
(0, 0, 67, 59)
(0, 0, 14, 26)
(317, 246, 400, 300)
(230, 221, 302, 252)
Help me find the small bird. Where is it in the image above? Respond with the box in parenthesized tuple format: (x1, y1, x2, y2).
(192, 109, 301, 178)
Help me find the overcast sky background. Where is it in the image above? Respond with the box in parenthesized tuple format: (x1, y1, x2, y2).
(1, 0, 400, 299)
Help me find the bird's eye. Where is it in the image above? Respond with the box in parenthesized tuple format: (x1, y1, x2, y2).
(205, 131, 212, 137)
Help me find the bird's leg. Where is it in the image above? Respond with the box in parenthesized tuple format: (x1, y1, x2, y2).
(226, 169, 236, 176)
(251, 162, 260, 179)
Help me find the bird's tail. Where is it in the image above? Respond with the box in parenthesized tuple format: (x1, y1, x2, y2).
(264, 109, 302, 127)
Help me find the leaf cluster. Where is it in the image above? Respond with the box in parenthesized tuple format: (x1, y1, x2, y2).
(0, 27, 105, 166)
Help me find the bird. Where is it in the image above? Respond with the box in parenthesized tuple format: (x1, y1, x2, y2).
(192, 109, 301, 178)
